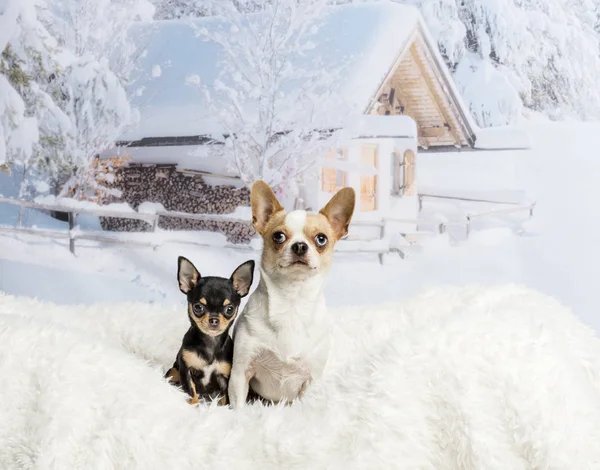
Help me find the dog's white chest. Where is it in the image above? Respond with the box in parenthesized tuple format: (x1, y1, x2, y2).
(246, 301, 330, 403)
(232, 286, 331, 403)
(266, 293, 329, 361)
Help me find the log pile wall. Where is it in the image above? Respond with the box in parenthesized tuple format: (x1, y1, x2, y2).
(99, 164, 254, 244)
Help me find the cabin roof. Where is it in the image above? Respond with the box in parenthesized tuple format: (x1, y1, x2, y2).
(117, 1, 527, 152)
(120, 3, 446, 138)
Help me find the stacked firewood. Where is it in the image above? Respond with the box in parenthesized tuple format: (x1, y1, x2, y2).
(99, 164, 253, 244)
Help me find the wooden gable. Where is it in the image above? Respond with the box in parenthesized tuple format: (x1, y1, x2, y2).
(367, 29, 475, 149)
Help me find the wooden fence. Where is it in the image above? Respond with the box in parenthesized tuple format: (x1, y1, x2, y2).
(0, 197, 442, 260)
(0, 196, 534, 261)
(418, 192, 528, 210)
(465, 202, 536, 236)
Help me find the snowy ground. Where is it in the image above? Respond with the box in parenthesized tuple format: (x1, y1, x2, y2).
(1, 119, 599, 333)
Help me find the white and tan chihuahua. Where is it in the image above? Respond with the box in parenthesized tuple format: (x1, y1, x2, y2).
(228, 180, 355, 408)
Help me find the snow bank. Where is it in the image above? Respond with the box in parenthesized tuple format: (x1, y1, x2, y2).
(474, 125, 531, 150)
(1, 285, 600, 468)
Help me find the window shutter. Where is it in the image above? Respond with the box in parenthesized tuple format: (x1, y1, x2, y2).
(392, 151, 404, 196)
(403, 150, 416, 196)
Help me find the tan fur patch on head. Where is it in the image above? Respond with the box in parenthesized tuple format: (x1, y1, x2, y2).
(189, 308, 235, 337)
(262, 211, 289, 241)
(304, 213, 335, 249)
(199, 298, 207, 305)
(260, 210, 290, 271)
(303, 213, 337, 270)
(223, 299, 230, 306)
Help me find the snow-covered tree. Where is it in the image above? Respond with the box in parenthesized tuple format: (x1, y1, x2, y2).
(151, 0, 267, 19)
(39, 0, 154, 81)
(1, 0, 154, 199)
(0, 0, 74, 195)
(195, 0, 343, 200)
(151, 0, 211, 19)
(440, 0, 600, 122)
(338, 0, 600, 124)
(37, 0, 154, 200)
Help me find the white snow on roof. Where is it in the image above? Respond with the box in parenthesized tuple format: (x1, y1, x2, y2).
(344, 115, 417, 139)
(100, 144, 234, 175)
(120, 1, 421, 140)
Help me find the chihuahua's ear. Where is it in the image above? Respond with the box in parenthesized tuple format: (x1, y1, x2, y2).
(251, 180, 284, 235)
(319, 187, 356, 241)
(230, 260, 255, 297)
(178, 256, 200, 294)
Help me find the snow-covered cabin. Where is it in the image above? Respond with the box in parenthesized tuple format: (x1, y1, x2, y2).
(101, 1, 528, 241)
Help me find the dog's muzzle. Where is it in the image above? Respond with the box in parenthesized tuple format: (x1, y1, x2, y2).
(291, 241, 308, 257)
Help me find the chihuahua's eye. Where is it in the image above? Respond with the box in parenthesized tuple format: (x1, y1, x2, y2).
(192, 303, 205, 315)
(315, 233, 328, 247)
(224, 305, 234, 315)
(272, 231, 287, 244)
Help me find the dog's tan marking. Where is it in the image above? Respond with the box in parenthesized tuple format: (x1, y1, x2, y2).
(251, 180, 284, 234)
(223, 299, 231, 306)
(182, 350, 208, 371)
(301, 213, 337, 269)
(218, 396, 228, 406)
(190, 312, 235, 337)
(165, 367, 181, 384)
(258, 212, 289, 271)
(197, 360, 232, 387)
(199, 298, 207, 305)
(319, 187, 356, 240)
(215, 361, 232, 377)
(187, 380, 199, 405)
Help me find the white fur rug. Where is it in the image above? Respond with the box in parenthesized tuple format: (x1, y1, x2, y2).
(1, 285, 600, 469)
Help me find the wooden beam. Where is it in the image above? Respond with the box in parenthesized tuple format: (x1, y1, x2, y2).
(409, 44, 464, 147)
(389, 75, 431, 147)
(420, 127, 448, 138)
(364, 29, 419, 115)
(414, 28, 477, 145)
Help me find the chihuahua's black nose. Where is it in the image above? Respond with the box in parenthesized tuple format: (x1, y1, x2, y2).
(291, 241, 308, 257)
(209, 317, 220, 327)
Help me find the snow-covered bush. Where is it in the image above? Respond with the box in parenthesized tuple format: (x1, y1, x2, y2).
(60, 154, 129, 202)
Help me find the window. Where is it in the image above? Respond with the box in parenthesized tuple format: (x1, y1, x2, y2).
(360, 145, 377, 212)
(321, 148, 347, 193)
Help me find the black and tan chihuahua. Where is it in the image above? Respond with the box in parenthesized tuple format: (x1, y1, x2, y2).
(165, 256, 254, 405)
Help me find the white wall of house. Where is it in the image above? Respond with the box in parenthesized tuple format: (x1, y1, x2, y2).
(303, 131, 419, 242)
(304, 114, 419, 215)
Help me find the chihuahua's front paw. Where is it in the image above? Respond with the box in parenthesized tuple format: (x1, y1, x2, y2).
(187, 395, 199, 405)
